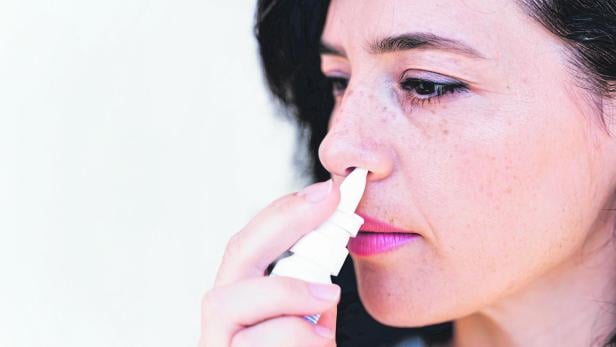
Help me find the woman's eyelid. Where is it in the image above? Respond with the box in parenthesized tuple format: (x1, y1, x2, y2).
(323, 69, 350, 79)
(324, 68, 465, 84)
(400, 69, 468, 85)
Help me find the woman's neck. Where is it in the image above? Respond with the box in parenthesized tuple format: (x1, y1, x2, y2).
(453, 216, 616, 347)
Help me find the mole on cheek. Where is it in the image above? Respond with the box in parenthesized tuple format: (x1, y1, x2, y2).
(440, 119, 449, 136)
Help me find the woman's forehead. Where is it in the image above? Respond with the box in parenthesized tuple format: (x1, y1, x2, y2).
(321, 0, 540, 61)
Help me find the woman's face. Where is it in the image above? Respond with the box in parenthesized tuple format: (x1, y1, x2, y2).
(318, 0, 616, 326)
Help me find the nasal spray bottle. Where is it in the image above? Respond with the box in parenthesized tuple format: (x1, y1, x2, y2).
(270, 167, 368, 324)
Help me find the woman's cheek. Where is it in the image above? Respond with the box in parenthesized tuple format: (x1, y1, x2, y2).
(428, 106, 593, 303)
(354, 89, 600, 324)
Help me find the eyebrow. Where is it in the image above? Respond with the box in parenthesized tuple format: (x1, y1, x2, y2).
(319, 32, 486, 59)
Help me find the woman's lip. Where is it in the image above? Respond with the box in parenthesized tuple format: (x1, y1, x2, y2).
(356, 212, 418, 234)
(349, 213, 421, 256)
(347, 232, 420, 256)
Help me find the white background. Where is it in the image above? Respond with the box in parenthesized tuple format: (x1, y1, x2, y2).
(0, 1, 307, 346)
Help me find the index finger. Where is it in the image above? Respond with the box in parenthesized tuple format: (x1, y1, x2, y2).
(214, 179, 340, 287)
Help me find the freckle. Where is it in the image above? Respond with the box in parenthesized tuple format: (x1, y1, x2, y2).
(439, 119, 448, 135)
(506, 186, 512, 194)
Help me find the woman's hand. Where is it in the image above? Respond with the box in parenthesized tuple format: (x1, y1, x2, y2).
(200, 179, 341, 347)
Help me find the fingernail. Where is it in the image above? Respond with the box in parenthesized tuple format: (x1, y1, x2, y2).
(314, 325, 335, 339)
(298, 179, 332, 203)
(308, 282, 340, 301)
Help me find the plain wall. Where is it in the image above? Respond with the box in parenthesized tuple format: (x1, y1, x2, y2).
(0, 1, 306, 346)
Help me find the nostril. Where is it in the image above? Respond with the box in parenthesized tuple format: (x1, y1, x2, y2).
(345, 167, 373, 179)
(344, 167, 357, 176)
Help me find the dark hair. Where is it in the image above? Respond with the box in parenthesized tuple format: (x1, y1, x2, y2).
(254, 1, 616, 346)
(518, 0, 616, 133)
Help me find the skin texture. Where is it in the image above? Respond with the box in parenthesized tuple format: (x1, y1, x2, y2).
(317, 0, 616, 346)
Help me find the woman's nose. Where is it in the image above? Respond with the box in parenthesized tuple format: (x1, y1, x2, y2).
(317, 88, 395, 181)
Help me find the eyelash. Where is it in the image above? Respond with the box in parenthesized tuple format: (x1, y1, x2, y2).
(326, 76, 469, 107)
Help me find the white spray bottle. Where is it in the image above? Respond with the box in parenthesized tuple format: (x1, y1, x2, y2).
(270, 167, 368, 324)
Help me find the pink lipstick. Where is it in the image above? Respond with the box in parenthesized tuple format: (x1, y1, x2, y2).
(347, 213, 420, 256)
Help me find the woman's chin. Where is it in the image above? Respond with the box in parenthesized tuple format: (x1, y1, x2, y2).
(353, 259, 464, 328)
(354, 269, 441, 327)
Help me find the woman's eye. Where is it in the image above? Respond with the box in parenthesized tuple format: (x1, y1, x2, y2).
(326, 76, 349, 96)
(325, 74, 468, 106)
(400, 78, 468, 105)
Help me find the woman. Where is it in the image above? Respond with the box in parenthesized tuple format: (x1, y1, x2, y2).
(201, 0, 616, 346)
